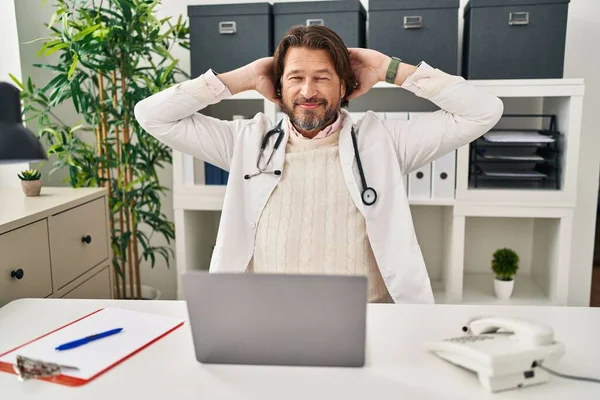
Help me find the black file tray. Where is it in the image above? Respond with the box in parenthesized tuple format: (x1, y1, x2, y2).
(469, 115, 562, 190)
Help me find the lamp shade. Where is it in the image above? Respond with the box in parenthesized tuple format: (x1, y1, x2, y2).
(0, 82, 47, 163)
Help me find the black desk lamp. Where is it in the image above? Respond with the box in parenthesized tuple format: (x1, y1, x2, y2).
(0, 81, 47, 163)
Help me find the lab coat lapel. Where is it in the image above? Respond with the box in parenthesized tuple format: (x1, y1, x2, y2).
(338, 109, 365, 216)
(245, 117, 288, 231)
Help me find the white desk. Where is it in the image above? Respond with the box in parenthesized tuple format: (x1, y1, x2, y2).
(1, 299, 599, 399)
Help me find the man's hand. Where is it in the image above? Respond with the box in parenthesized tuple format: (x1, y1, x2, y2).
(346, 48, 390, 101)
(345, 48, 417, 101)
(217, 57, 279, 104)
(247, 57, 279, 104)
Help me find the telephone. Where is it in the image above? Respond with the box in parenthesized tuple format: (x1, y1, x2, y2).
(425, 317, 565, 393)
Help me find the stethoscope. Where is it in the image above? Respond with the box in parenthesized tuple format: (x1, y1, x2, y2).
(244, 120, 377, 206)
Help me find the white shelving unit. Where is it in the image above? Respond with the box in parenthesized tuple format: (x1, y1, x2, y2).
(171, 79, 586, 305)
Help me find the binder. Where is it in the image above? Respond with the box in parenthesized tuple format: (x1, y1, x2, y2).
(0, 307, 184, 386)
(348, 112, 385, 124)
(431, 150, 456, 199)
(204, 163, 228, 185)
(408, 163, 432, 200)
(206, 115, 246, 185)
(384, 112, 409, 120)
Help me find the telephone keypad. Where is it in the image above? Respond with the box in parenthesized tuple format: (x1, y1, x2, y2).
(445, 335, 494, 343)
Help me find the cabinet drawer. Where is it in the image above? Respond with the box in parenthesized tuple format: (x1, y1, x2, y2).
(0, 220, 52, 306)
(49, 197, 109, 289)
(61, 266, 112, 299)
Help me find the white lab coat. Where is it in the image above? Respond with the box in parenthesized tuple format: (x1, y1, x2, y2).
(134, 67, 503, 304)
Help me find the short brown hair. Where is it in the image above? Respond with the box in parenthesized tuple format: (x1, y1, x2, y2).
(272, 25, 357, 107)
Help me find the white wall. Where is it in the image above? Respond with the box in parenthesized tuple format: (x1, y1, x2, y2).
(11, 0, 600, 303)
(0, 0, 28, 186)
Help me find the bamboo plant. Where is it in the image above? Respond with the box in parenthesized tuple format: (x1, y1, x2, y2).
(12, 0, 189, 299)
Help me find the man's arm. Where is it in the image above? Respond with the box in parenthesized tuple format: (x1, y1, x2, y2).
(346, 49, 503, 175)
(134, 58, 276, 171)
(382, 61, 503, 175)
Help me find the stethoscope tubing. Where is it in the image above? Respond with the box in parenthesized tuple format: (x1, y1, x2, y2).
(248, 120, 377, 206)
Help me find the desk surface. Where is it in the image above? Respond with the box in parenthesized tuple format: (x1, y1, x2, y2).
(1, 299, 599, 399)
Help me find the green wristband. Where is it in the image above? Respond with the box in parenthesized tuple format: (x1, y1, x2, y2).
(385, 57, 402, 84)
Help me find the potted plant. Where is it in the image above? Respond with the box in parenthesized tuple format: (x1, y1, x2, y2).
(12, 0, 189, 299)
(18, 169, 42, 197)
(492, 248, 519, 300)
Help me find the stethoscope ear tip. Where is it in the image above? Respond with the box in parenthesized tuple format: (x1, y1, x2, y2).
(274, 170, 281, 176)
(244, 174, 250, 180)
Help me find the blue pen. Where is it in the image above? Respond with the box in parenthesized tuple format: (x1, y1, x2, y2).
(55, 328, 123, 351)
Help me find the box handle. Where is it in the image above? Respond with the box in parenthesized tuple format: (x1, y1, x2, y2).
(404, 16, 423, 29)
(219, 21, 237, 35)
(509, 12, 529, 26)
(306, 18, 324, 26)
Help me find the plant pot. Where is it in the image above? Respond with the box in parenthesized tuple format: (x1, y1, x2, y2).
(494, 278, 514, 300)
(115, 284, 161, 300)
(21, 180, 42, 197)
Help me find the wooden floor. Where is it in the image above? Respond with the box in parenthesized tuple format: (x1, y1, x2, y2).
(591, 266, 600, 307)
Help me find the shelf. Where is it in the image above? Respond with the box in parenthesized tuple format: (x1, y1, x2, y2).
(174, 184, 576, 214)
(462, 273, 552, 305)
(373, 79, 584, 97)
(174, 185, 455, 210)
(409, 199, 455, 206)
(431, 281, 448, 304)
(223, 79, 584, 102)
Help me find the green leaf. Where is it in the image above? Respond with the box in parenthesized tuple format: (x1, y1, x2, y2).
(67, 54, 79, 79)
(9, 74, 24, 90)
(42, 73, 67, 94)
(73, 23, 102, 41)
(43, 43, 69, 57)
(32, 63, 65, 72)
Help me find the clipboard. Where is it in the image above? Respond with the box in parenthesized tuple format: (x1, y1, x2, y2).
(0, 307, 184, 386)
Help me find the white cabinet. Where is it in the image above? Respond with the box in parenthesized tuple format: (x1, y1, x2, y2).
(170, 79, 592, 306)
(0, 187, 113, 306)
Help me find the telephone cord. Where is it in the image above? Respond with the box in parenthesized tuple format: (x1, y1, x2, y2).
(533, 362, 600, 384)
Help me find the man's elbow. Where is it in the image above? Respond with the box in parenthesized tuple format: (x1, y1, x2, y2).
(484, 96, 504, 131)
(133, 99, 151, 132)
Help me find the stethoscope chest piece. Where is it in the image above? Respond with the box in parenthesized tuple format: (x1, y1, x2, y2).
(350, 125, 377, 206)
(361, 187, 377, 206)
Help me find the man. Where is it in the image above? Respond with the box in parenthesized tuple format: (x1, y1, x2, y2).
(135, 26, 503, 304)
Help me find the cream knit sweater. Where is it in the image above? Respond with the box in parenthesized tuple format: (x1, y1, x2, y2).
(249, 128, 393, 303)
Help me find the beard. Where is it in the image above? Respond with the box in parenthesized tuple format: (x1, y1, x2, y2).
(280, 95, 340, 132)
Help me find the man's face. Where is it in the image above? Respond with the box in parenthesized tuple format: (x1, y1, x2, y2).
(279, 47, 345, 136)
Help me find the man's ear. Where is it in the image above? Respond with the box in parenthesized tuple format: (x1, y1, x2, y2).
(341, 84, 346, 99)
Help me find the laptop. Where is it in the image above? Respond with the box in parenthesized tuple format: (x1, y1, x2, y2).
(182, 270, 368, 367)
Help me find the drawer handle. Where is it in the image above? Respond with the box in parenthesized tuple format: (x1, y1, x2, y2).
(11, 269, 24, 280)
(404, 16, 423, 29)
(509, 12, 529, 26)
(306, 19, 324, 26)
(441, 172, 448, 180)
(219, 21, 236, 35)
(416, 172, 424, 179)
(82, 235, 92, 244)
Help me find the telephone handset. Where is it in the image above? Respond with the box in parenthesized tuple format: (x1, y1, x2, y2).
(425, 317, 565, 393)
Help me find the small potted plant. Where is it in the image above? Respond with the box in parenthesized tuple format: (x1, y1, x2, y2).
(18, 169, 43, 197)
(492, 248, 519, 300)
